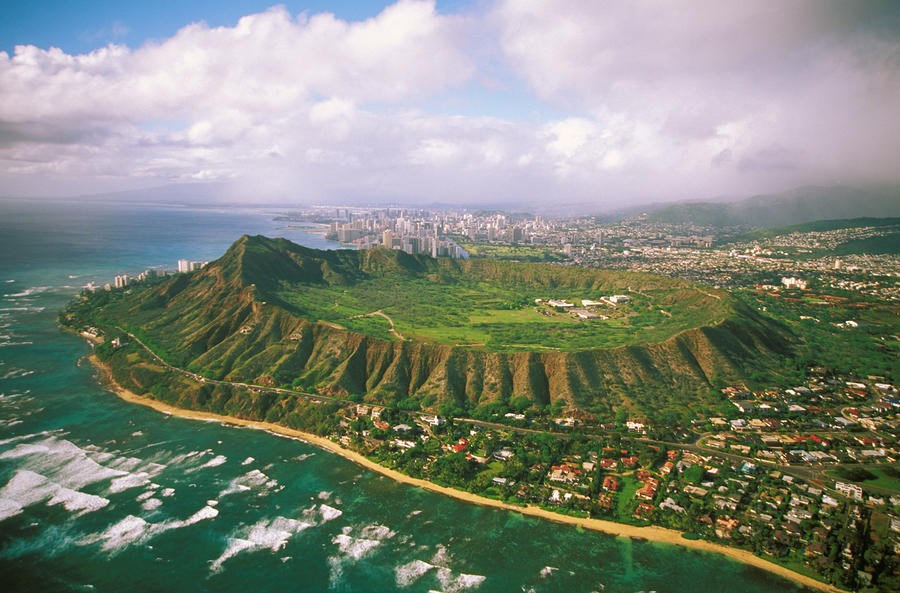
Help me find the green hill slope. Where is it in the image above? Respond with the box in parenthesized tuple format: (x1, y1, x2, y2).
(85, 235, 794, 418)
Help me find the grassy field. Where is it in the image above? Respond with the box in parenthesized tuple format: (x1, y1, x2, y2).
(455, 240, 565, 262)
(276, 273, 723, 352)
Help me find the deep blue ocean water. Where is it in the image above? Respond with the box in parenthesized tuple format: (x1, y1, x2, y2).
(0, 198, 813, 592)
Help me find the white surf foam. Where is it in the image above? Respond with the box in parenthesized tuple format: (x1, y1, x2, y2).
(135, 490, 156, 502)
(95, 515, 151, 552)
(210, 515, 312, 571)
(5, 286, 51, 298)
(181, 505, 219, 526)
(0, 437, 128, 491)
(540, 566, 558, 578)
(47, 486, 110, 515)
(319, 504, 343, 523)
(108, 472, 152, 494)
(332, 523, 395, 561)
(436, 568, 486, 593)
(241, 457, 255, 465)
(219, 469, 274, 497)
(141, 498, 163, 511)
(0, 470, 56, 519)
(85, 504, 219, 554)
(395, 559, 436, 587)
(195, 454, 227, 471)
(160, 488, 175, 497)
(0, 498, 23, 521)
(0, 367, 35, 380)
(431, 544, 452, 567)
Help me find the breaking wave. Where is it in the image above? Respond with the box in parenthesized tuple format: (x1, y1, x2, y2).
(210, 516, 313, 571)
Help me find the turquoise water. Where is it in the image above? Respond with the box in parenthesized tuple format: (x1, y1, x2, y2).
(0, 199, 813, 592)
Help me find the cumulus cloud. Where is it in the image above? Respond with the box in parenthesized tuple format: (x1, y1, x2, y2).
(495, 0, 900, 200)
(0, 0, 898, 206)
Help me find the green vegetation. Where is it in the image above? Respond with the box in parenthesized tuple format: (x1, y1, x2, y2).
(737, 290, 900, 383)
(277, 271, 709, 351)
(64, 235, 794, 417)
(834, 232, 900, 255)
(734, 217, 900, 242)
(832, 467, 900, 492)
(454, 239, 565, 263)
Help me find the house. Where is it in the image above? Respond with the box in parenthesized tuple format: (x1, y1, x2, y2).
(492, 447, 515, 461)
(635, 478, 659, 501)
(548, 464, 582, 484)
(836, 482, 864, 501)
(620, 456, 639, 468)
(602, 476, 619, 491)
(449, 438, 468, 453)
(626, 420, 648, 432)
(596, 493, 614, 510)
(715, 517, 739, 539)
(571, 308, 598, 320)
(599, 458, 618, 470)
(683, 485, 709, 498)
(633, 502, 655, 519)
(422, 415, 446, 426)
(547, 299, 574, 309)
(659, 497, 685, 513)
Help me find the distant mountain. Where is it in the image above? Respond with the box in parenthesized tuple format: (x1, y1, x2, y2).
(644, 185, 900, 228)
(735, 217, 900, 242)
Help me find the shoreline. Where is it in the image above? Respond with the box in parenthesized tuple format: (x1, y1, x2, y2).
(88, 355, 845, 593)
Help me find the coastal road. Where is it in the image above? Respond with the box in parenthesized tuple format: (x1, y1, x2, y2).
(117, 328, 339, 406)
(116, 328, 892, 499)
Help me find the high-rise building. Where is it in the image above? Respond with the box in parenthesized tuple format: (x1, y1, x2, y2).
(113, 274, 129, 289)
(177, 259, 191, 273)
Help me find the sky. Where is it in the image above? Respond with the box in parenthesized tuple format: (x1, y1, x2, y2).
(1, 1, 898, 209)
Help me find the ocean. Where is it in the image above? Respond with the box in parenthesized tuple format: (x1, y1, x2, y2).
(0, 198, 813, 592)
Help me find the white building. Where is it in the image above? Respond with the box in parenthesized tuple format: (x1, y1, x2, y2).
(547, 299, 574, 308)
(781, 277, 808, 290)
(177, 259, 191, 273)
(835, 481, 864, 501)
(113, 274, 129, 289)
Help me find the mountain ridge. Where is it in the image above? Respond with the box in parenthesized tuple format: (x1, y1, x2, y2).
(89, 235, 794, 419)
(643, 184, 900, 228)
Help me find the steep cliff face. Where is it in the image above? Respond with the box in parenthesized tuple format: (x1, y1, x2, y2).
(113, 235, 793, 412)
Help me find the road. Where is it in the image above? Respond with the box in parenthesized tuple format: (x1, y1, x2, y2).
(119, 328, 339, 405)
(351, 310, 405, 341)
(119, 328, 896, 499)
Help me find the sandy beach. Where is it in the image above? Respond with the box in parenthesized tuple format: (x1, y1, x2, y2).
(89, 355, 845, 593)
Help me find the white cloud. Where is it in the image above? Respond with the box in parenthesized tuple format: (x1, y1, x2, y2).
(495, 0, 900, 199)
(0, 0, 898, 206)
